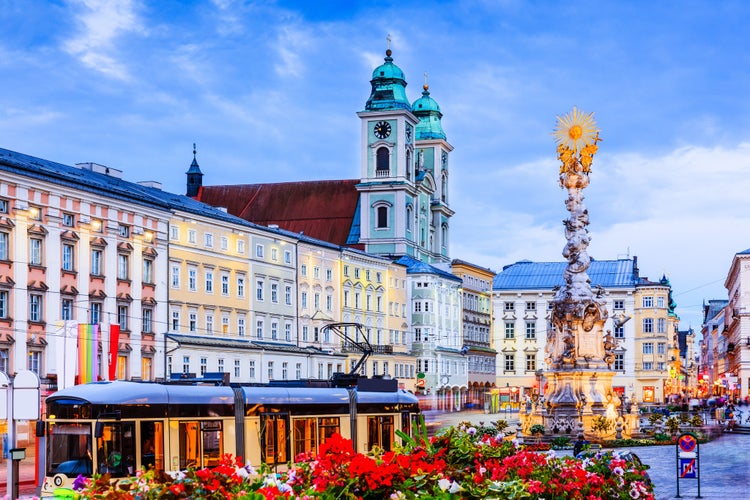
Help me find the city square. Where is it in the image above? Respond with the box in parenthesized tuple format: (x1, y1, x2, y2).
(2, 1, 750, 498)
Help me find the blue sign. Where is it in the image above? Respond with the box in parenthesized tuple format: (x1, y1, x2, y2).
(679, 457, 697, 479)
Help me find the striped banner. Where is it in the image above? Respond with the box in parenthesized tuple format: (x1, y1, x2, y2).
(78, 323, 99, 383)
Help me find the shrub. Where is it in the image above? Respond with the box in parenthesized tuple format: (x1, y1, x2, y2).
(591, 415, 613, 436)
(551, 436, 571, 449)
(529, 423, 545, 436)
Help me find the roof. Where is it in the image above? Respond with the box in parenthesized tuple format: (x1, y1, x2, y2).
(395, 255, 462, 282)
(493, 258, 638, 290)
(195, 180, 361, 246)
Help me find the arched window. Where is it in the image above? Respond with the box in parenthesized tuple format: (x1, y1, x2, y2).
(376, 147, 389, 176)
(373, 201, 392, 229)
(406, 150, 411, 180)
(406, 205, 413, 231)
(441, 223, 448, 250)
(441, 172, 448, 202)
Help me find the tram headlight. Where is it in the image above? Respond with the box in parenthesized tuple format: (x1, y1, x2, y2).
(53, 474, 65, 487)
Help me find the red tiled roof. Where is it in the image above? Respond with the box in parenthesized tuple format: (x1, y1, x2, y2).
(196, 180, 360, 246)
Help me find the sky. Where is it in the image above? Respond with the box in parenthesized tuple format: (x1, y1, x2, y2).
(2, 0, 750, 332)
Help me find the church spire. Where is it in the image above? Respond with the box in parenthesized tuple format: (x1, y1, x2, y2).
(186, 142, 203, 197)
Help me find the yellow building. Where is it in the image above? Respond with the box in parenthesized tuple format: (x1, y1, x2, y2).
(633, 277, 674, 404)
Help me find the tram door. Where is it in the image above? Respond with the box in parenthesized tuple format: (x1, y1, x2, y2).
(261, 413, 289, 467)
(96, 421, 136, 476)
(178, 421, 223, 469)
(366, 415, 394, 451)
(139, 421, 164, 471)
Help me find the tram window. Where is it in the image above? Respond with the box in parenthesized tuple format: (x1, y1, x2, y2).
(47, 422, 92, 476)
(293, 418, 316, 457)
(367, 416, 394, 452)
(96, 422, 135, 476)
(318, 417, 340, 446)
(140, 421, 164, 471)
(262, 414, 288, 466)
(401, 412, 412, 439)
(179, 421, 223, 469)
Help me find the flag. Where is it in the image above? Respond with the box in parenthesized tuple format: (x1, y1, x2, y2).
(55, 321, 78, 389)
(78, 324, 99, 383)
(109, 323, 120, 380)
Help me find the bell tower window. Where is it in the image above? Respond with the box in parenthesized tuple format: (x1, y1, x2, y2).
(376, 147, 390, 177)
(373, 201, 392, 230)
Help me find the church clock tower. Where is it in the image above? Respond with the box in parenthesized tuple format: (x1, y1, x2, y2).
(356, 44, 452, 264)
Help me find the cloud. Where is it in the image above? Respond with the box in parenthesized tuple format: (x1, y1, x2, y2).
(64, 0, 145, 81)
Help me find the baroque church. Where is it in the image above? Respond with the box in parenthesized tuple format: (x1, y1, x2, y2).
(188, 47, 453, 264)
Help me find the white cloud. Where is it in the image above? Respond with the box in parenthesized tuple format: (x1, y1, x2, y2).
(64, 0, 144, 81)
(273, 26, 313, 78)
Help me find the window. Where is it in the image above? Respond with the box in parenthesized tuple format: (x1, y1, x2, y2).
(256, 319, 264, 339)
(0, 199, 7, 213)
(642, 362, 653, 370)
(61, 298, 73, 320)
(296, 363, 302, 379)
(143, 259, 154, 284)
(256, 244, 264, 258)
(187, 229, 196, 244)
(282, 362, 288, 380)
(92, 218, 103, 233)
(271, 283, 278, 303)
(285, 323, 292, 341)
(91, 249, 103, 275)
(614, 353, 624, 370)
(0, 232, 8, 260)
(643, 318, 653, 333)
(271, 322, 278, 340)
(284, 250, 292, 264)
(234, 359, 241, 378)
(200, 357, 207, 375)
(376, 147, 389, 173)
(503, 354, 515, 372)
(301, 292, 308, 309)
(90, 302, 102, 325)
(642, 296, 653, 308)
(206, 314, 214, 335)
(267, 361, 274, 380)
(204, 233, 214, 247)
(301, 264, 307, 277)
(657, 296, 665, 308)
(327, 294, 333, 311)
(313, 267, 320, 279)
(237, 276, 245, 297)
(0, 348, 7, 373)
(189, 311, 197, 332)
(643, 342, 654, 354)
(222, 314, 229, 335)
(117, 224, 129, 238)
(171, 310, 179, 331)
(237, 239, 245, 254)
(614, 325, 624, 339)
(343, 265, 349, 277)
(221, 273, 230, 295)
(218, 358, 224, 373)
(657, 318, 666, 333)
(0, 291, 8, 318)
(62, 243, 75, 271)
(613, 300, 624, 310)
(525, 302, 536, 311)
(249, 361, 256, 380)
(117, 254, 129, 280)
(657, 343, 666, 355)
(220, 236, 228, 251)
(170, 225, 179, 240)
(28, 351, 41, 374)
(354, 268, 360, 279)
(271, 248, 278, 261)
(256, 280, 264, 300)
(504, 322, 515, 339)
(205, 270, 214, 293)
(188, 267, 197, 291)
(142, 308, 153, 333)
(285, 286, 292, 305)
(525, 354, 536, 371)
(376, 206, 388, 228)
(504, 302, 514, 311)
(302, 326, 309, 341)
(29, 294, 43, 322)
(525, 321, 536, 339)
(118, 305, 129, 330)
(30, 238, 43, 266)
(326, 269, 333, 281)
(657, 362, 666, 371)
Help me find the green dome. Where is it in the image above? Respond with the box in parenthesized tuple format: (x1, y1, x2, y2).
(412, 85, 446, 140)
(365, 49, 411, 111)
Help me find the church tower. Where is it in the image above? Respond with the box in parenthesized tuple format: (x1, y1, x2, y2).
(185, 143, 203, 197)
(355, 43, 452, 263)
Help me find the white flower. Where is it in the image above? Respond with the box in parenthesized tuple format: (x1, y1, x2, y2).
(612, 466, 625, 476)
(438, 478, 451, 491)
(629, 486, 640, 498)
(467, 427, 477, 435)
(390, 492, 406, 500)
(449, 481, 462, 494)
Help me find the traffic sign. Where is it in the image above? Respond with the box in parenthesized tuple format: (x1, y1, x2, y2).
(678, 434, 697, 453)
(416, 379, 425, 388)
(679, 458, 697, 479)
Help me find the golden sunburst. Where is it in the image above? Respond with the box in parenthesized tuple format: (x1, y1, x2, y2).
(553, 107, 599, 153)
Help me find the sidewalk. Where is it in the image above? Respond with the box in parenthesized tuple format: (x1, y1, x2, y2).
(1, 457, 39, 499)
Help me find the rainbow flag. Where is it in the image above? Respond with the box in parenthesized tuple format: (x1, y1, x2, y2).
(78, 324, 99, 383)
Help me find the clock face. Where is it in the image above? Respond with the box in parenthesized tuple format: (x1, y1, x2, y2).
(374, 121, 391, 139)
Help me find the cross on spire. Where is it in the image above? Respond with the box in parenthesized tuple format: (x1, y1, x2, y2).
(386, 34, 391, 51)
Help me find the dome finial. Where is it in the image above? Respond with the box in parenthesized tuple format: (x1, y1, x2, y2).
(193, 142, 197, 159)
(386, 33, 392, 57)
(423, 71, 429, 91)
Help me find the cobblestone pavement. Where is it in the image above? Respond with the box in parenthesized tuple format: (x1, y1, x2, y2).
(426, 409, 750, 500)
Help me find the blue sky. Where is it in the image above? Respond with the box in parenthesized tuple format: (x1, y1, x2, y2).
(2, 0, 750, 331)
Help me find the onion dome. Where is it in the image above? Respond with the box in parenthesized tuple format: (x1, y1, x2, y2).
(412, 84, 446, 140)
(364, 49, 411, 111)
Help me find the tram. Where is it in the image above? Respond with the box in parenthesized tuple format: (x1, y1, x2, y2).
(40, 377, 419, 496)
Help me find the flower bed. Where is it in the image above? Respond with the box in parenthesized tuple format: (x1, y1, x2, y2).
(71, 424, 654, 499)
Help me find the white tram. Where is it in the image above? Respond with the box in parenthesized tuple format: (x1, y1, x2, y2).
(40, 378, 420, 496)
